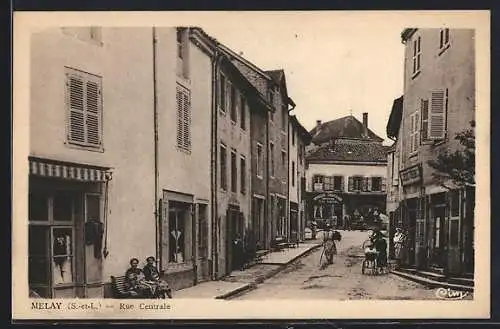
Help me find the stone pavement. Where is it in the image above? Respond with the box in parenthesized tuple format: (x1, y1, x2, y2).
(173, 240, 322, 299)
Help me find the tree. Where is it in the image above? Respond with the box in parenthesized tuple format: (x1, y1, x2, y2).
(427, 120, 475, 188)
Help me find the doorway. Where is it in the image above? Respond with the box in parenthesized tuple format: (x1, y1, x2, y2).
(225, 206, 242, 274)
(430, 205, 446, 268)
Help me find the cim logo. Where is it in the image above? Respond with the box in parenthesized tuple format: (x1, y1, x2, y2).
(435, 287, 469, 300)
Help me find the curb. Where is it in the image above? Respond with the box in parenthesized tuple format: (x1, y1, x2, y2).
(217, 243, 323, 300)
(390, 269, 474, 293)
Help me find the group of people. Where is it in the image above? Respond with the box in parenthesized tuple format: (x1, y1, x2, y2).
(364, 228, 388, 270)
(125, 256, 172, 299)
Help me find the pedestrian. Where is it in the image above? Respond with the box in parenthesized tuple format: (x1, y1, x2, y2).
(234, 234, 244, 270)
(393, 228, 405, 268)
(344, 215, 350, 230)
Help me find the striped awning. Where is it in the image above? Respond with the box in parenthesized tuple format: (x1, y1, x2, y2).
(29, 157, 111, 182)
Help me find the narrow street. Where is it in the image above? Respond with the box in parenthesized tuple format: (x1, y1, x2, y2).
(234, 230, 468, 300)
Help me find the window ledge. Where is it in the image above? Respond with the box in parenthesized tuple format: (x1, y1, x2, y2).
(256, 175, 263, 180)
(438, 43, 451, 56)
(176, 76, 191, 87)
(219, 109, 226, 116)
(65, 141, 104, 153)
(432, 139, 447, 146)
(176, 146, 192, 155)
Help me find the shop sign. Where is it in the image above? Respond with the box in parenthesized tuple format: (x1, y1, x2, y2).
(313, 193, 343, 204)
(399, 164, 422, 187)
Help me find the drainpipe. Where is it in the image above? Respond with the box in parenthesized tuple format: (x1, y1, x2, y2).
(265, 108, 270, 248)
(210, 51, 221, 280)
(152, 27, 160, 268)
(286, 99, 295, 239)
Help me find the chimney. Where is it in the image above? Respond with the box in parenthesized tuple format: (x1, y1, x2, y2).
(316, 120, 322, 128)
(362, 112, 368, 137)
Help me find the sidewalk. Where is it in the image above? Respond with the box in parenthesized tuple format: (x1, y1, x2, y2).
(174, 240, 322, 299)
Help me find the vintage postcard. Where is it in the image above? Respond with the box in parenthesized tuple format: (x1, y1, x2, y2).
(12, 10, 490, 320)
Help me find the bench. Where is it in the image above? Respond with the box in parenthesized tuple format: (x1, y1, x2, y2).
(111, 275, 142, 299)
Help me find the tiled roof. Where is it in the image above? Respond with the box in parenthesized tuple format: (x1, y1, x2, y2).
(309, 115, 384, 144)
(306, 139, 388, 163)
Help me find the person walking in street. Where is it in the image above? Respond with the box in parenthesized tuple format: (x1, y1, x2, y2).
(233, 234, 244, 270)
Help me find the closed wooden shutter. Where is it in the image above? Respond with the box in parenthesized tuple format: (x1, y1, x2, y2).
(362, 177, 368, 192)
(429, 89, 446, 140)
(348, 176, 353, 192)
(176, 84, 191, 151)
(66, 70, 102, 146)
(381, 177, 387, 192)
(340, 176, 345, 192)
(367, 177, 372, 191)
(68, 75, 85, 143)
(421, 99, 429, 141)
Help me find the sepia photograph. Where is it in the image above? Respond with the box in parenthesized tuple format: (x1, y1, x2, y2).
(13, 10, 490, 320)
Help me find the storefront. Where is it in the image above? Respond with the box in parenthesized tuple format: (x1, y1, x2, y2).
(28, 157, 112, 298)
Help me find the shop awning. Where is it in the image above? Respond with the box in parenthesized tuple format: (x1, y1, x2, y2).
(29, 157, 112, 182)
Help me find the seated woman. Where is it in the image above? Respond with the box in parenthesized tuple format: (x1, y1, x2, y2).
(125, 258, 154, 298)
(143, 256, 173, 298)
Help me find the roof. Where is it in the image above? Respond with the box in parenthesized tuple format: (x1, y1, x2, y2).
(401, 28, 418, 43)
(290, 115, 313, 145)
(306, 139, 388, 163)
(309, 115, 384, 144)
(386, 96, 404, 139)
(266, 69, 284, 84)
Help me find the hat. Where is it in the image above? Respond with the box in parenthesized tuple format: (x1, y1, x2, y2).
(146, 256, 156, 262)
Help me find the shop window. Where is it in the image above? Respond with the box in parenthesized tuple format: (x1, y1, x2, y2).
(168, 205, 189, 263)
(52, 227, 74, 285)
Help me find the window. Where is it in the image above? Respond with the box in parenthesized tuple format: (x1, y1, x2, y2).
(269, 91, 274, 122)
(270, 142, 275, 177)
(176, 84, 191, 152)
(65, 67, 103, 148)
(333, 176, 342, 191)
(291, 125, 295, 146)
(420, 99, 430, 141)
(29, 191, 94, 298)
(291, 161, 295, 187)
(231, 149, 237, 193)
(219, 74, 226, 113)
(409, 111, 420, 154)
(371, 177, 382, 191)
(226, 81, 233, 116)
(281, 150, 287, 169)
(240, 95, 246, 130)
(313, 175, 324, 191)
(412, 35, 422, 76)
(439, 28, 450, 51)
(324, 176, 334, 191)
(348, 176, 363, 192)
(220, 144, 227, 190)
(230, 84, 237, 123)
(240, 156, 246, 194)
(428, 89, 448, 140)
(176, 27, 189, 78)
(281, 104, 287, 130)
(256, 143, 263, 178)
(392, 154, 400, 186)
(167, 202, 191, 263)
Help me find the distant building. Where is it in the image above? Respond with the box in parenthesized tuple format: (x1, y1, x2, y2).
(305, 113, 388, 229)
(289, 115, 312, 240)
(386, 28, 475, 280)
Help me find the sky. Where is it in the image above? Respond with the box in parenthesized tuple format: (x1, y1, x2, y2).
(203, 17, 405, 145)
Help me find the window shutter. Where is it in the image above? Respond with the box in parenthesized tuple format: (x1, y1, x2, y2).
(176, 88, 183, 148)
(429, 89, 446, 140)
(340, 176, 345, 192)
(421, 99, 429, 141)
(85, 80, 101, 145)
(182, 90, 191, 150)
(67, 74, 85, 143)
(382, 178, 387, 192)
(367, 177, 372, 191)
(348, 176, 353, 192)
(414, 112, 420, 149)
